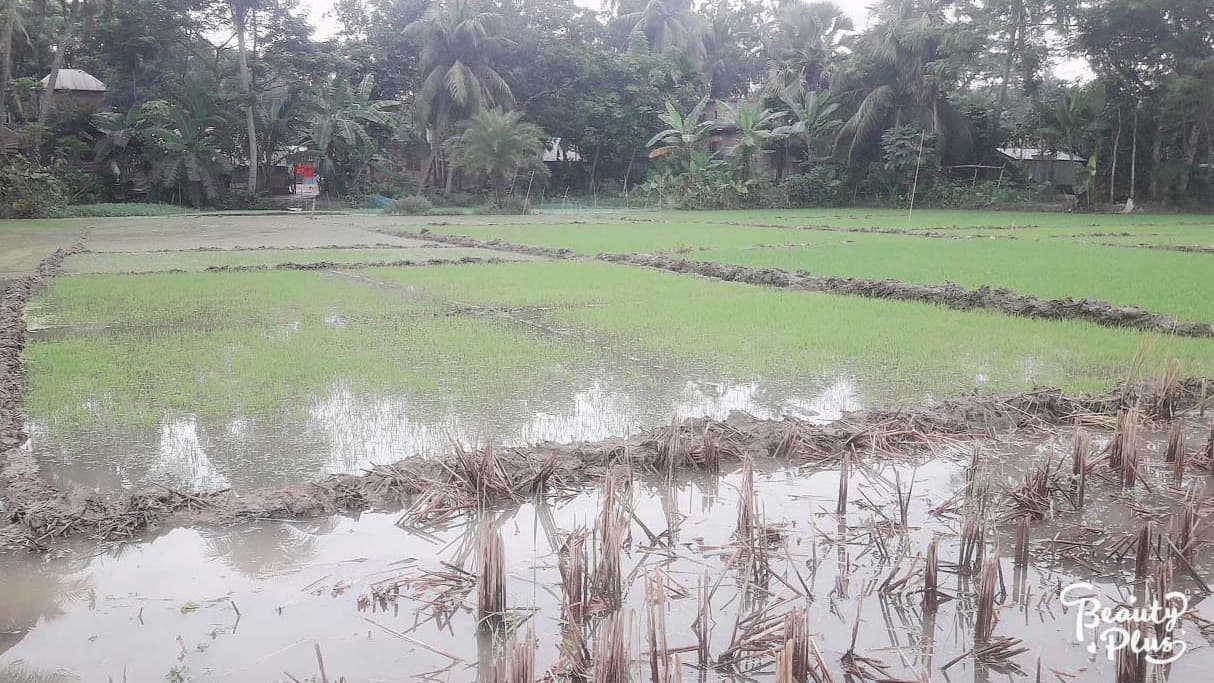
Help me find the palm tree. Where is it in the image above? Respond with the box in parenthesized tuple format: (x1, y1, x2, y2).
(720, 101, 785, 183)
(615, 0, 704, 56)
(835, 0, 971, 161)
(774, 84, 842, 162)
(405, 0, 513, 192)
(700, 6, 761, 101)
(647, 96, 715, 168)
(443, 109, 547, 207)
(303, 75, 400, 195)
(763, 1, 852, 93)
(143, 95, 233, 206)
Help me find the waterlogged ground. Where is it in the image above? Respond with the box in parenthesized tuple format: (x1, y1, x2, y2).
(1, 426, 1211, 682)
(11, 211, 1214, 493)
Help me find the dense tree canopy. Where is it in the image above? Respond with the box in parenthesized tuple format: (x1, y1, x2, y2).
(0, 0, 1210, 210)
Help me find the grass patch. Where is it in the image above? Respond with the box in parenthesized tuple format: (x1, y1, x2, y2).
(363, 261, 1214, 399)
(46, 203, 193, 218)
(63, 247, 526, 274)
(421, 221, 1213, 321)
(26, 270, 590, 428)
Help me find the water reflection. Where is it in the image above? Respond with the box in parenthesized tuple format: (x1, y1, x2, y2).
(31, 373, 862, 493)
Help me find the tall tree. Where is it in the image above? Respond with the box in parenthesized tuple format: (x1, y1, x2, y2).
(762, 0, 851, 94)
(443, 108, 547, 205)
(38, 0, 83, 129)
(836, 0, 977, 161)
(404, 0, 513, 191)
(0, 0, 31, 124)
(614, 0, 703, 55)
(229, 0, 258, 194)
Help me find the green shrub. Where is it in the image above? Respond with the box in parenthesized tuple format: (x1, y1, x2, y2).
(392, 195, 434, 214)
(781, 166, 844, 207)
(918, 179, 1054, 209)
(0, 155, 69, 218)
(45, 203, 189, 218)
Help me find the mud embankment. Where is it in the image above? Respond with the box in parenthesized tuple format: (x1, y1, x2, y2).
(706, 220, 1025, 240)
(2, 369, 1209, 552)
(1, 246, 83, 538)
(389, 229, 577, 259)
(393, 231, 1214, 338)
(202, 256, 514, 272)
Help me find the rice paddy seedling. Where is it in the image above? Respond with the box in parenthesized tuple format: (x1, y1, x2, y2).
(1014, 517, 1031, 568)
(923, 538, 940, 612)
(592, 473, 627, 611)
(1154, 357, 1182, 419)
(1165, 423, 1183, 463)
(959, 495, 987, 575)
(477, 519, 507, 631)
(974, 555, 999, 643)
(592, 610, 632, 683)
(1071, 430, 1089, 506)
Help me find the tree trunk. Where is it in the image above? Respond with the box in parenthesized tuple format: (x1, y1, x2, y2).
(38, 0, 77, 129)
(1109, 107, 1120, 204)
(1129, 103, 1138, 199)
(231, 1, 258, 195)
(1176, 121, 1200, 197)
(1149, 115, 1163, 201)
(996, 0, 1024, 107)
(0, 0, 16, 125)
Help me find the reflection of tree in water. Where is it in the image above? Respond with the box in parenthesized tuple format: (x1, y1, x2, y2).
(0, 560, 93, 659)
(201, 517, 340, 577)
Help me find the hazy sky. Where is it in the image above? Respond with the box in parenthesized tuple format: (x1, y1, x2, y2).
(299, 0, 880, 38)
(297, 0, 1087, 79)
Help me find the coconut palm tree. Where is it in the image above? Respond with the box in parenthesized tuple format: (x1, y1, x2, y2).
(303, 74, 400, 194)
(614, 0, 704, 56)
(763, 1, 852, 93)
(404, 0, 513, 191)
(835, 0, 971, 161)
(443, 109, 547, 207)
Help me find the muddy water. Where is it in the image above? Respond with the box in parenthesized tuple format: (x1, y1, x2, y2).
(26, 370, 861, 493)
(3, 429, 1211, 681)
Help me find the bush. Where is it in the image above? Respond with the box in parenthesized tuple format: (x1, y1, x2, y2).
(0, 155, 69, 218)
(781, 166, 844, 207)
(45, 203, 190, 218)
(392, 195, 434, 215)
(918, 179, 1054, 209)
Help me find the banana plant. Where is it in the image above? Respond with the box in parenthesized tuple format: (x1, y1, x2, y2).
(646, 96, 716, 169)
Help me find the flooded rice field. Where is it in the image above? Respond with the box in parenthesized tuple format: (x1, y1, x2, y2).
(24, 368, 860, 492)
(2, 419, 1212, 682)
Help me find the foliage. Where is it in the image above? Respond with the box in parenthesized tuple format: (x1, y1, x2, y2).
(781, 166, 844, 207)
(303, 74, 401, 195)
(44, 202, 189, 218)
(917, 178, 1052, 209)
(0, 154, 69, 218)
(392, 195, 434, 214)
(443, 109, 548, 206)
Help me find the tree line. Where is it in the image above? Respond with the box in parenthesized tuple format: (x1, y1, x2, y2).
(0, 0, 1211, 214)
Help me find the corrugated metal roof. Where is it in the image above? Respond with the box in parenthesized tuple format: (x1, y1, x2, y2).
(998, 147, 1084, 163)
(40, 69, 107, 92)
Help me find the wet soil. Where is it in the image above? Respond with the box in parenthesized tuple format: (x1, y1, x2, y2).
(392, 230, 1214, 338)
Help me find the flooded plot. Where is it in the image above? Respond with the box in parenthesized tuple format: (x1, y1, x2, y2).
(2, 421, 1211, 682)
(62, 246, 534, 274)
(22, 268, 862, 493)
